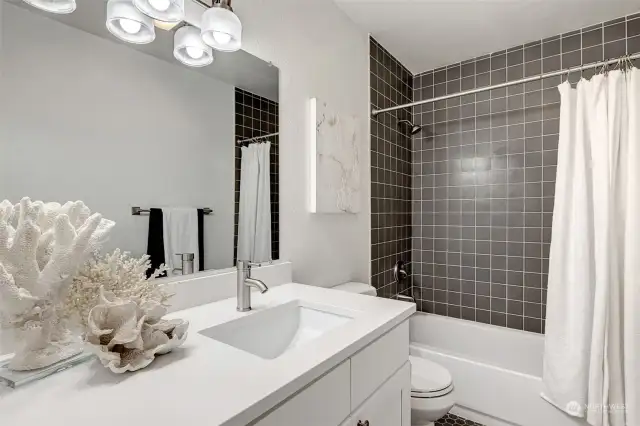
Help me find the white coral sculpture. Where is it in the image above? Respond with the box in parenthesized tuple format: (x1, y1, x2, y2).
(0, 197, 115, 371)
(63, 249, 170, 330)
(85, 287, 188, 373)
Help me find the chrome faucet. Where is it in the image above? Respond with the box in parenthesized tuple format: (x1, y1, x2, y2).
(173, 253, 195, 275)
(236, 260, 269, 312)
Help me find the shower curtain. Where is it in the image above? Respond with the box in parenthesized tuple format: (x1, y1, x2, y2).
(542, 69, 639, 426)
(237, 142, 272, 263)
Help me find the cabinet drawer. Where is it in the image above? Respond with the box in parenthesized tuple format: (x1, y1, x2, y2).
(350, 320, 409, 410)
(253, 360, 351, 426)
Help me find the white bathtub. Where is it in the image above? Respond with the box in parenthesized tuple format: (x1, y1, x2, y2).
(410, 312, 587, 426)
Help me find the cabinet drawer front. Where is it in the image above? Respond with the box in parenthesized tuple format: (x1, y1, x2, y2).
(254, 360, 351, 426)
(350, 320, 409, 410)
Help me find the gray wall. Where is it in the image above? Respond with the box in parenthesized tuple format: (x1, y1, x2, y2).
(0, 4, 235, 270)
(411, 12, 640, 333)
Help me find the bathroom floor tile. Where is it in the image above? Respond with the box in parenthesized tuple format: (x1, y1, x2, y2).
(435, 413, 485, 426)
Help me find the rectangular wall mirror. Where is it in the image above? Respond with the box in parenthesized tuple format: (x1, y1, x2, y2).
(0, 0, 280, 277)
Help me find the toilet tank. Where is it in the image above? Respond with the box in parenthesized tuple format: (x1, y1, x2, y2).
(331, 282, 377, 296)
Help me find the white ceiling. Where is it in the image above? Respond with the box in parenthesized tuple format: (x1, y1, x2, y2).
(335, 0, 640, 74)
(7, 0, 279, 100)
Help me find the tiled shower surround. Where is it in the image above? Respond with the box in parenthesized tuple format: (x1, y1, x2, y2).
(370, 38, 413, 298)
(371, 12, 640, 333)
(234, 88, 279, 263)
(412, 13, 640, 334)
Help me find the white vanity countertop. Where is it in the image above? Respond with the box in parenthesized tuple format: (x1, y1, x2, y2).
(0, 283, 415, 426)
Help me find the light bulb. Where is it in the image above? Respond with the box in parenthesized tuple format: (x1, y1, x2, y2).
(120, 18, 142, 34)
(186, 46, 204, 59)
(212, 31, 232, 45)
(148, 0, 170, 12)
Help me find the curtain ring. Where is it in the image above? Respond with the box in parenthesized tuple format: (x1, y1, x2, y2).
(563, 65, 571, 84)
(597, 60, 609, 75)
(624, 54, 635, 71)
(612, 57, 621, 71)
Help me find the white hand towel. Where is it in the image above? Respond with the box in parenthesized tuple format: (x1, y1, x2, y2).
(162, 207, 200, 276)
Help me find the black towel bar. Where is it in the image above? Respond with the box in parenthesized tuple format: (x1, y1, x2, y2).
(131, 207, 213, 216)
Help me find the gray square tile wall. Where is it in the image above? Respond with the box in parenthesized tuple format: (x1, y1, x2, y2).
(411, 13, 640, 333)
(234, 88, 279, 263)
(370, 37, 413, 299)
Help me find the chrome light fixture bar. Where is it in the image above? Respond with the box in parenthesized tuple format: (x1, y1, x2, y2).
(134, 0, 185, 23)
(21, 0, 76, 14)
(106, 0, 156, 44)
(174, 25, 214, 67)
(201, 0, 242, 52)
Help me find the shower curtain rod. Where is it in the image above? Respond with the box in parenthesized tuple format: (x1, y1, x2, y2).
(237, 132, 279, 145)
(371, 52, 640, 117)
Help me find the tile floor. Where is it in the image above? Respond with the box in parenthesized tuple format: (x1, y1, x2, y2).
(435, 413, 485, 426)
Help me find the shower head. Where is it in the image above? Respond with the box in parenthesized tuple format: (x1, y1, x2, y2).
(398, 119, 422, 136)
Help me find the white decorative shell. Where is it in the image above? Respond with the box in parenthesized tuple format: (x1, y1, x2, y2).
(85, 287, 188, 373)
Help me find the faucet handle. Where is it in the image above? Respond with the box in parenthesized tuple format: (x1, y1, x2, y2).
(393, 260, 408, 281)
(237, 260, 271, 269)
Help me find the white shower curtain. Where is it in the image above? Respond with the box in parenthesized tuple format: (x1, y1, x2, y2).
(542, 69, 639, 426)
(237, 142, 272, 263)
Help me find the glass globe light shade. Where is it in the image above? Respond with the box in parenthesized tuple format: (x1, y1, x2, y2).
(21, 0, 76, 14)
(133, 0, 184, 23)
(201, 5, 242, 52)
(173, 25, 214, 67)
(106, 0, 155, 44)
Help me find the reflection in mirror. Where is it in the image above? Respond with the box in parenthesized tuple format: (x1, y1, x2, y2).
(235, 94, 279, 264)
(0, 0, 279, 277)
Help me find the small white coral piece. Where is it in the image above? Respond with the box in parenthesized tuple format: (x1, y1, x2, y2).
(63, 249, 170, 330)
(85, 287, 188, 374)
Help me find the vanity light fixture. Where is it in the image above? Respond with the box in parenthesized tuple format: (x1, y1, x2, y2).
(21, 0, 76, 14)
(133, 0, 184, 23)
(174, 25, 214, 67)
(201, 0, 242, 52)
(106, 0, 156, 44)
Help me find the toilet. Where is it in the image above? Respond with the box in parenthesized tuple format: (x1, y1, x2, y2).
(409, 355, 455, 426)
(331, 282, 456, 426)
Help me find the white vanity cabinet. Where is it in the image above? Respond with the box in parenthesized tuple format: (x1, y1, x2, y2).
(253, 320, 410, 426)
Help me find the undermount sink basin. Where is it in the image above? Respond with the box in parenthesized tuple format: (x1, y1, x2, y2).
(199, 300, 354, 359)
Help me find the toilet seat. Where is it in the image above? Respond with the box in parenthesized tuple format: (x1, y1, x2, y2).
(411, 382, 454, 398)
(410, 355, 453, 399)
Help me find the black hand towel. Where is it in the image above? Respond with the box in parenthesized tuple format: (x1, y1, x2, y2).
(147, 208, 166, 278)
(197, 208, 205, 271)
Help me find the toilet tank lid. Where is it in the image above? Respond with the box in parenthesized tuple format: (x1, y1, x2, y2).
(332, 282, 377, 296)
